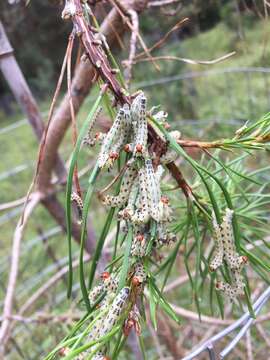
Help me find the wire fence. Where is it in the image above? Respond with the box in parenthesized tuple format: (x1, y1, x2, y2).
(0, 67, 270, 359)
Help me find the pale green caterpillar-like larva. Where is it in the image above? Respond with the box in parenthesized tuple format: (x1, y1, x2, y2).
(102, 164, 138, 207)
(220, 209, 245, 271)
(71, 192, 83, 223)
(131, 167, 150, 224)
(209, 212, 224, 272)
(98, 287, 130, 337)
(131, 230, 148, 257)
(145, 159, 162, 222)
(83, 106, 102, 147)
(98, 107, 125, 168)
(131, 93, 148, 157)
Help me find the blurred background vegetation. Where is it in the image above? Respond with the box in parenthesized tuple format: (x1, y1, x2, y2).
(0, 0, 270, 359)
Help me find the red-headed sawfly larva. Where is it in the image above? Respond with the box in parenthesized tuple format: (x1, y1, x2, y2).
(131, 230, 148, 257)
(118, 178, 139, 220)
(98, 287, 130, 337)
(220, 208, 246, 271)
(155, 222, 176, 246)
(216, 270, 245, 301)
(131, 261, 147, 285)
(209, 212, 224, 272)
(88, 284, 104, 305)
(145, 159, 162, 222)
(101, 271, 119, 293)
(98, 106, 125, 168)
(102, 164, 138, 207)
(131, 167, 150, 224)
(106, 105, 132, 168)
(83, 106, 102, 147)
(71, 192, 83, 223)
(131, 93, 148, 158)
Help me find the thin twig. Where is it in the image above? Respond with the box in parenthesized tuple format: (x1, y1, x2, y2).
(133, 51, 236, 66)
(148, 0, 182, 7)
(0, 192, 41, 356)
(124, 9, 139, 86)
(135, 18, 189, 59)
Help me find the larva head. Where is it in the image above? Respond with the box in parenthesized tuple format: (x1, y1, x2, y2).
(136, 233, 144, 242)
(101, 271, 110, 280)
(109, 151, 119, 160)
(215, 281, 223, 290)
(124, 144, 132, 153)
(135, 144, 143, 153)
(164, 122, 171, 129)
(59, 347, 70, 356)
(241, 255, 248, 264)
(161, 195, 169, 205)
(131, 276, 141, 286)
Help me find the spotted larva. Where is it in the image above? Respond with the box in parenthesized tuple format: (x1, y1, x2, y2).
(98, 287, 130, 337)
(88, 284, 104, 305)
(145, 159, 162, 222)
(155, 222, 176, 246)
(131, 167, 150, 224)
(216, 273, 245, 301)
(83, 106, 102, 147)
(71, 192, 83, 223)
(98, 107, 125, 168)
(102, 272, 119, 293)
(118, 178, 139, 220)
(131, 262, 147, 285)
(209, 212, 224, 272)
(92, 351, 107, 360)
(106, 105, 132, 168)
(131, 93, 148, 157)
(131, 230, 148, 257)
(102, 164, 138, 207)
(220, 209, 244, 270)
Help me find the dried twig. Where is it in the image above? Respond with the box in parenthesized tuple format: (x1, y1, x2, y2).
(133, 51, 236, 65)
(0, 192, 42, 356)
(124, 9, 139, 86)
(148, 0, 181, 6)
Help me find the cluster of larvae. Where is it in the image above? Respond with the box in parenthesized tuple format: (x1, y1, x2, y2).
(209, 208, 248, 300)
(60, 263, 146, 359)
(93, 92, 179, 256)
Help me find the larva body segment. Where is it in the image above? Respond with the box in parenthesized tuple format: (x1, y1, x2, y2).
(103, 273, 119, 293)
(220, 208, 244, 270)
(102, 165, 138, 208)
(132, 262, 147, 284)
(89, 284, 104, 305)
(131, 167, 150, 224)
(71, 192, 83, 222)
(99, 287, 130, 337)
(131, 93, 148, 157)
(118, 178, 139, 220)
(145, 159, 162, 222)
(131, 228, 148, 257)
(209, 213, 224, 272)
(83, 107, 102, 147)
(98, 107, 125, 168)
(156, 223, 176, 246)
(92, 351, 106, 360)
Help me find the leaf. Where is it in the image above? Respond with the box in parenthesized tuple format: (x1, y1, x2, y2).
(117, 228, 133, 292)
(66, 92, 104, 298)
